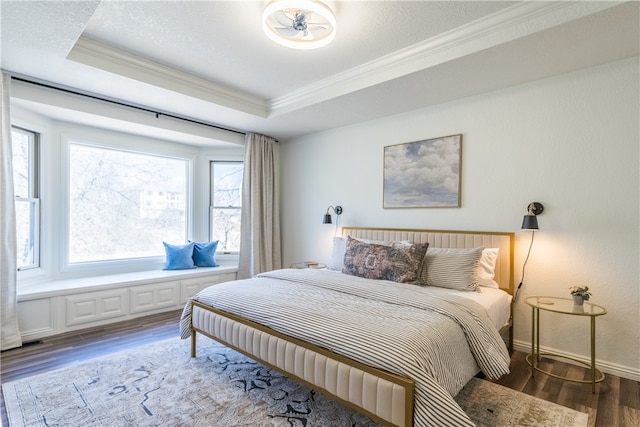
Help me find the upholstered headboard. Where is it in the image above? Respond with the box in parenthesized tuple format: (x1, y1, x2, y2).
(341, 227, 515, 295)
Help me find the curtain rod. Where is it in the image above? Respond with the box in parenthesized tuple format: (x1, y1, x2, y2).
(11, 75, 247, 137)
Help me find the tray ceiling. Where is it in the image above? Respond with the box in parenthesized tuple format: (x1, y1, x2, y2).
(1, 1, 638, 145)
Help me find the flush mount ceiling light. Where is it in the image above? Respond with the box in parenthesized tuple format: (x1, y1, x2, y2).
(262, 0, 336, 50)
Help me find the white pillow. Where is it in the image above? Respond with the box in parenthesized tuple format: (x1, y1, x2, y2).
(477, 248, 499, 288)
(327, 236, 411, 271)
(328, 236, 348, 270)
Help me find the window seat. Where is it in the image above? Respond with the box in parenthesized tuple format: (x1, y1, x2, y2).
(18, 265, 238, 300)
(16, 266, 238, 342)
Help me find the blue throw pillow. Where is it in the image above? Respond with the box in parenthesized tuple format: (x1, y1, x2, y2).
(190, 240, 219, 267)
(162, 242, 197, 270)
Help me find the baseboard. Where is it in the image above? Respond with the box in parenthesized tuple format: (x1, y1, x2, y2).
(513, 339, 640, 382)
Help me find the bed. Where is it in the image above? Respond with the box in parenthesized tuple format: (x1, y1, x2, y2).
(180, 227, 514, 426)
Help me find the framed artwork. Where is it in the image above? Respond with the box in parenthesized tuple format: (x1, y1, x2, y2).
(383, 134, 462, 208)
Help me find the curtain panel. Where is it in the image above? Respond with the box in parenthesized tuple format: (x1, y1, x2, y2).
(1, 72, 22, 350)
(238, 133, 281, 279)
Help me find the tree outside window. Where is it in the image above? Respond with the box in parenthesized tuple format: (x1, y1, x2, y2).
(210, 162, 242, 252)
(68, 143, 188, 263)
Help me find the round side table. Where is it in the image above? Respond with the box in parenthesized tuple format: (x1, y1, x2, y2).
(525, 296, 606, 393)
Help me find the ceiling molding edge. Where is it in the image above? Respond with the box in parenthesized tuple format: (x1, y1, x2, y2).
(67, 36, 269, 118)
(268, 0, 624, 117)
(64, 1, 624, 120)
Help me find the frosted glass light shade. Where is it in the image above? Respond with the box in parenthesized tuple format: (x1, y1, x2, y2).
(262, 0, 336, 50)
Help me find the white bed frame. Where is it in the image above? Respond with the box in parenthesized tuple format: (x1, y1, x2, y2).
(189, 227, 514, 427)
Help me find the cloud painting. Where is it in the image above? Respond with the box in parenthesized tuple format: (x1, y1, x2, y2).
(383, 135, 461, 208)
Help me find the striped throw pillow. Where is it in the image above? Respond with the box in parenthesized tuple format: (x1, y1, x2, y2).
(420, 247, 484, 291)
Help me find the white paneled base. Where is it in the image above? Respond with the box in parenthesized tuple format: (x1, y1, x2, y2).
(130, 283, 178, 314)
(17, 268, 237, 341)
(16, 298, 56, 341)
(66, 289, 128, 326)
(180, 274, 235, 303)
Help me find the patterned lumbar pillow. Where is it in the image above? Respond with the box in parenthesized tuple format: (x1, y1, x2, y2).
(342, 236, 428, 283)
(328, 236, 412, 271)
(420, 247, 484, 291)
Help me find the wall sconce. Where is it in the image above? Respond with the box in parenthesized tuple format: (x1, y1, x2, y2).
(514, 202, 544, 302)
(322, 205, 342, 224)
(521, 202, 543, 230)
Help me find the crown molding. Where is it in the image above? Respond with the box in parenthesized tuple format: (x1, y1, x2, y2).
(268, 1, 624, 116)
(65, 1, 624, 119)
(67, 36, 269, 118)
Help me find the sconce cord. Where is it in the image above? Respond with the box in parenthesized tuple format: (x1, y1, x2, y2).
(514, 231, 535, 303)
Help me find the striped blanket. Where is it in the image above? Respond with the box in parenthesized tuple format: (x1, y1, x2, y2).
(180, 268, 510, 426)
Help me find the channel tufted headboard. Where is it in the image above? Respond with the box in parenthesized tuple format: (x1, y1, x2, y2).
(341, 226, 515, 296)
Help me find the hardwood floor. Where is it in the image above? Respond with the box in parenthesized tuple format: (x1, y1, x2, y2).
(493, 352, 639, 427)
(1, 310, 638, 426)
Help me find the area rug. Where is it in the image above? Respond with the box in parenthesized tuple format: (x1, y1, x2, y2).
(3, 336, 588, 427)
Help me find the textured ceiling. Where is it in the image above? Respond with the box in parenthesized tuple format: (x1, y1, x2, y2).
(1, 1, 638, 146)
(82, 1, 514, 99)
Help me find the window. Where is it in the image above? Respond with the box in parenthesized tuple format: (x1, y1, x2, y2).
(12, 127, 40, 270)
(210, 162, 243, 253)
(68, 142, 188, 263)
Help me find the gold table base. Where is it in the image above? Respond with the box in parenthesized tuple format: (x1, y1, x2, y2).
(526, 352, 605, 387)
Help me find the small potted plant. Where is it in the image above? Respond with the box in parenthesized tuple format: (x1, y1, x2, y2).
(569, 285, 592, 306)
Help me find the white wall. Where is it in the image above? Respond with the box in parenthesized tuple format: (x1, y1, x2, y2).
(279, 57, 639, 380)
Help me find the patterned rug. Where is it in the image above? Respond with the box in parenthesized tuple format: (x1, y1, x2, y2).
(2, 336, 588, 426)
